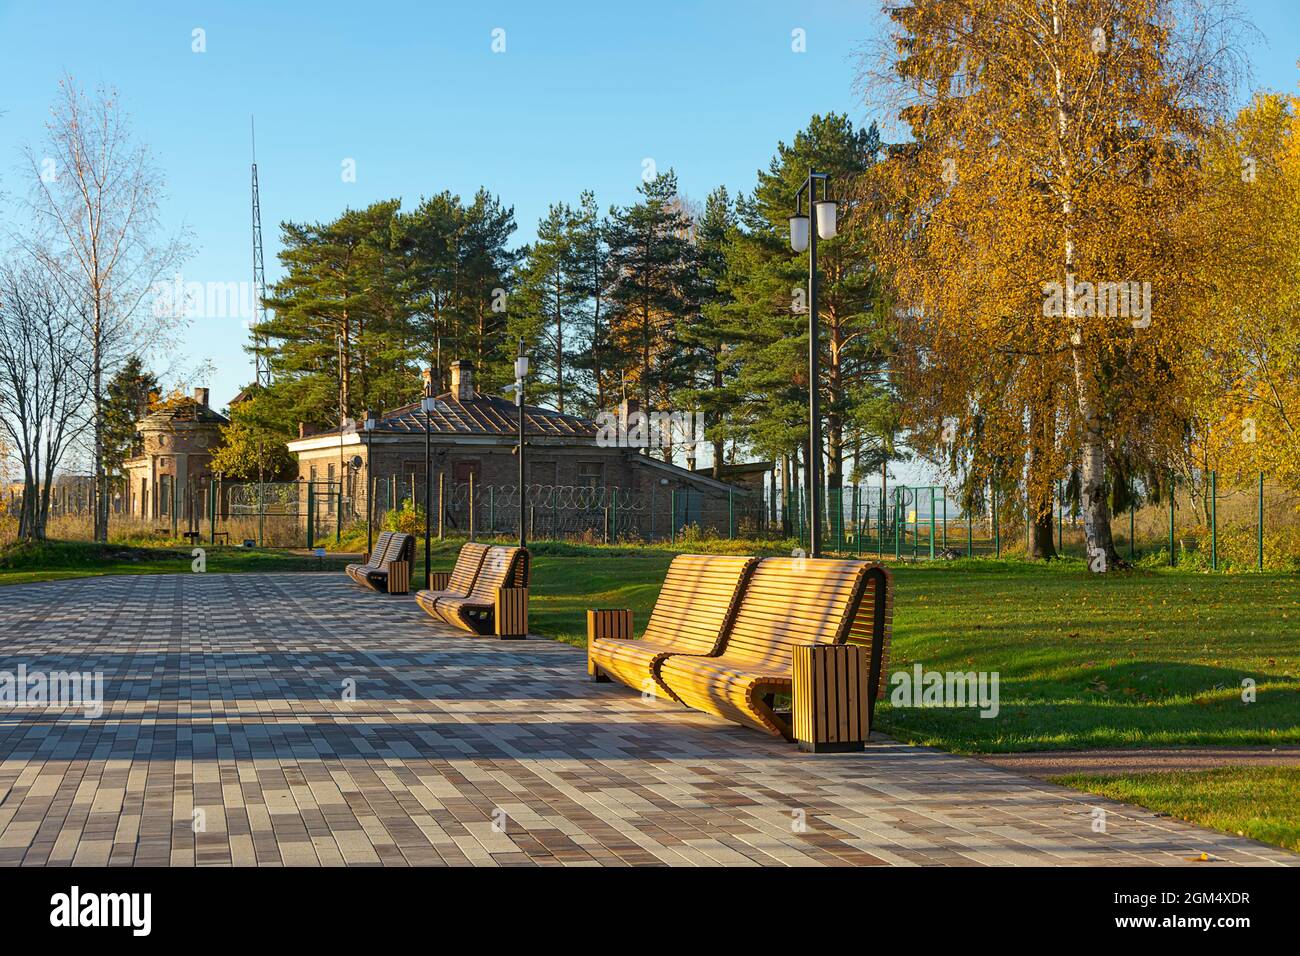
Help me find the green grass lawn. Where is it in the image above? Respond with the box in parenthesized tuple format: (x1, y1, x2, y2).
(526, 547, 1299, 753)
(1051, 768, 1300, 853)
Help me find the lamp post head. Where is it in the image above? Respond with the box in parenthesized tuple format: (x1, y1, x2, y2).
(814, 200, 838, 239)
(789, 214, 810, 253)
(420, 396, 437, 414)
(363, 412, 376, 432)
(514, 338, 529, 380)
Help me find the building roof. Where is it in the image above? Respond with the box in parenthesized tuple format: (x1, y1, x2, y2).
(309, 391, 599, 441)
(137, 398, 228, 429)
(693, 461, 775, 478)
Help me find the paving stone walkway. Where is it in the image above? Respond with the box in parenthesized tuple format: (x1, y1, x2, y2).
(0, 573, 1292, 867)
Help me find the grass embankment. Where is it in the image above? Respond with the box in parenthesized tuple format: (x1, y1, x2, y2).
(1051, 768, 1300, 853)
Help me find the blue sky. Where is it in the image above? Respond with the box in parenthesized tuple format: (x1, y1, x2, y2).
(1, 0, 1297, 416)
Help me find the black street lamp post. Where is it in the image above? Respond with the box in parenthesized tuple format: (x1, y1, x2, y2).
(788, 170, 837, 558)
(363, 411, 376, 556)
(514, 339, 529, 550)
(422, 390, 436, 589)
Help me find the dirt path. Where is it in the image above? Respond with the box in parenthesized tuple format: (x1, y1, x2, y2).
(976, 747, 1300, 779)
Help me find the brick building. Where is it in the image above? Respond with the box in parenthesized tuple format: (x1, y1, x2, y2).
(122, 388, 227, 521)
(285, 361, 761, 538)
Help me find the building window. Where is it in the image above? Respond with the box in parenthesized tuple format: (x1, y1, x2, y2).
(577, 461, 604, 489)
(452, 459, 480, 485)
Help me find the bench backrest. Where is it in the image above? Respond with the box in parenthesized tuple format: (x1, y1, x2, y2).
(641, 554, 756, 653)
(387, 533, 415, 565)
(369, 531, 395, 567)
(719, 557, 868, 669)
(466, 546, 523, 601)
(448, 542, 491, 593)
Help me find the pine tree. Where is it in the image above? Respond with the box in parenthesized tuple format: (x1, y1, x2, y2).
(510, 202, 582, 411)
(717, 115, 894, 506)
(604, 170, 697, 457)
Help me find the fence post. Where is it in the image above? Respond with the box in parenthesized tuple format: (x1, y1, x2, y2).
(929, 487, 936, 560)
(468, 472, 476, 541)
(335, 484, 342, 543)
(1169, 472, 1176, 567)
(1129, 506, 1135, 562)
(993, 484, 1000, 558)
(611, 488, 618, 544)
(1258, 471, 1265, 571)
(941, 491, 947, 551)
(1210, 470, 1218, 571)
(209, 480, 216, 546)
(488, 485, 495, 536)
(437, 473, 445, 541)
(728, 488, 734, 540)
(854, 486, 862, 556)
(966, 502, 972, 558)
(912, 489, 919, 560)
(670, 489, 677, 546)
(306, 484, 315, 550)
(893, 489, 900, 558)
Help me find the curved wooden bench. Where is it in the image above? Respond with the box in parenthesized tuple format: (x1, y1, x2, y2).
(345, 531, 396, 589)
(426, 546, 530, 638)
(657, 557, 892, 741)
(346, 532, 414, 592)
(414, 543, 490, 617)
(586, 554, 757, 700)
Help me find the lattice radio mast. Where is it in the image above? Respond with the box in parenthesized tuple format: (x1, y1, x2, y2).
(251, 117, 270, 389)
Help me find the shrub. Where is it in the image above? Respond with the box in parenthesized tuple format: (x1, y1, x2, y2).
(384, 501, 426, 535)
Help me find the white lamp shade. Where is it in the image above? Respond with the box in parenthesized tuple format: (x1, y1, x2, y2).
(789, 215, 810, 253)
(363, 416, 376, 431)
(514, 356, 529, 379)
(815, 200, 838, 239)
(420, 397, 436, 413)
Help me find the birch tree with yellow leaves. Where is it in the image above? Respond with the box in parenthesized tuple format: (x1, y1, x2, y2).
(1185, 93, 1300, 493)
(862, 0, 1247, 569)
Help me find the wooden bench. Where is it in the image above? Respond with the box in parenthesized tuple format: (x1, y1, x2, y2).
(586, 554, 757, 700)
(656, 557, 893, 743)
(344, 532, 415, 592)
(421, 546, 530, 638)
(414, 543, 490, 617)
(345, 532, 393, 586)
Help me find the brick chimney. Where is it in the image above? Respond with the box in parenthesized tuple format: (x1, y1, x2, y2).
(194, 387, 210, 408)
(449, 360, 475, 402)
(619, 397, 640, 425)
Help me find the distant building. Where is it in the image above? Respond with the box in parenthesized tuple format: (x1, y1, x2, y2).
(285, 360, 762, 538)
(122, 388, 228, 521)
